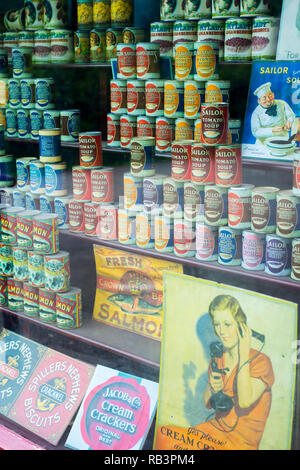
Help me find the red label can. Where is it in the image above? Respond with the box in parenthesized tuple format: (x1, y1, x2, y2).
(137, 116, 155, 137)
(110, 79, 127, 114)
(127, 80, 145, 115)
(155, 116, 175, 152)
(171, 140, 193, 181)
(79, 132, 102, 168)
(99, 204, 118, 240)
(91, 167, 114, 203)
(117, 44, 136, 79)
(84, 202, 101, 236)
(69, 199, 86, 232)
(201, 102, 229, 146)
(191, 143, 215, 184)
(120, 114, 137, 148)
(107, 113, 120, 146)
(72, 166, 92, 201)
(145, 80, 164, 116)
(215, 144, 242, 187)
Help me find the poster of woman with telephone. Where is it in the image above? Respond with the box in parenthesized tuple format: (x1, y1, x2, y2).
(154, 273, 297, 450)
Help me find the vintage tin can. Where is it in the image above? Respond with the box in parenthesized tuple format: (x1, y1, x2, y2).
(90, 28, 106, 62)
(292, 238, 300, 281)
(110, 79, 127, 114)
(196, 222, 218, 261)
(17, 109, 31, 139)
(136, 43, 160, 80)
(93, 0, 111, 28)
(130, 136, 155, 177)
(123, 27, 145, 44)
(33, 30, 51, 63)
(32, 213, 59, 254)
(204, 184, 228, 226)
(0, 275, 8, 306)
(68, 199, 86, 232)
(13, 189, 26, 208)
(160, 0, 184, 21)
(251, 186, 279, 234)
(240, 0, 270, 16)
(91, 167, 114, 204)
(84, 202, 101, 236)
(60, 110, 80, 142)
(26, 192, 40, 211)
(20, 78, 35, 108)
(107, 113, 120, 147)
(0, 243, 13, 277)
(79, 131, 102, 168)
(173, 20, 197, 47)
(106, 28, 123, 61)
(155, 116, 175, 152)
(54, 195, 72, 229)
(1, 206, 25, 245)
(44, 250, 70, 292)
(228, 184, 254, 229)
(5, 109, 17, 138)
(3, 32, 18, 63)
(175, 118, 194, 141)
(184, 81, 204, 120)
(276, 190, 300, 238)
(241, 230, 266, 271)
(218, 226, 242, 266)
(0, 155, 15, 187)
(43, 109, 60, 129)
(0, 126, 4, 155)
(0, 190, 13, 206)
(77, 0, 93, 29)
(99, 204, 118, 240)
(197, 19, 225, 60)
(39, 287, 56, 323)
(174, 42, 194, 81)
(123, 172, 143, 210)
(293, 150, 300, 197)
(136, 210, 155, 249)
(265, 234, 291, 277)
(12, 245, 28, 281)
(43, 0, 69, 29)
(45, 162, 67, 197)
(174, 218, 195, 257)
(18, 30, 34, 49)
(111, 0, 133, 27)
(17, 157, 37, 191)
(0, 78, 9, 108)
(145, 80, 164, 117)
(163, 177, 184, 218)
(17, 209, 40, 249)
(137, 116, 155, 138)
(29, 160, 45, 194)
(143, 174, 166, 214)
(224, 18, 252, 62)
(194, 41, 219, 82)
(228, 119, 242, 144)
(39, 194, 55, 213)
(184, 181, 204, 222)
(72, 166, 92, 201)
(7, 278, 24, 312)
(127, 80, 145, 115)
(56, 287, 82, 329)
(120, 114, 137, 148)
(150, 22, 173, 57)
(185, 0, 211, 19)
(118, 208, 137, 244)
(117, 43, 136, 79)
(23, 282, 39, 317)
(12, 47, 32, 78)
(164, 80, 184, 118)
(50, 29, 74, 63)
(8, 78, 21, 109)
(29, 109, 42, 141)
(154, 215, 174, 252)
(191, 143, 215, 185)
(39, 128, 61, 163)
(212, 0, 240, 18)
(0, 49, 8, 78)
(205, 80, 230, 103)
(171, 140, 193, 180)
(251, 16, 280, 60)
(215, 144, 242, 187)
(25, 0, 44, 30)
(74, 30, 90, 63)
(35, 77, 55, 109)
(28, 250, 44, 287)
(201, 102, 229, 146)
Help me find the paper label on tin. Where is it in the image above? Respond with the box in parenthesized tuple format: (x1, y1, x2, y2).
(33, 219, 58, 254)
(201, 104, 228, 145)
(196, 224, 217, 260)
(228, 192, 251, 227)
(215, 146, 241, 186)
(195, 43, 217, 80)
(164, 83, 183, 117)
(191, 145, 215, 184)
(292, 241, 300, 279)
(117, 46, 136, 78)
(242, 232, 265, 269)
(175, 45, 193, 80)
(155, 218, 172, 250)
(276, 197, 299, 236)
(266, 237, 290, 274)
(146, 83, 163, 115)
(174, 221, 195, 256)
(204, 187, 227, 224)
(171, 143, 191, 180)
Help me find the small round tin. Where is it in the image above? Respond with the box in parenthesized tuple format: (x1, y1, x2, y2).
(7, 278, 24, 312)
(72, 166, 92, 201)
(91, 167, 114, 204)
(228, 184, 254, 229)
(174, 218, 195, 257)
(123, 172, 143, 210)
(60, 110, 80, 142)
(38, 287, 56, 323)
(30, 109, 43, 140)
(130, 136, 155, 177)
(154, 215, 174, 252)
(136, 42, 160, 80)
(56, 287, 82, 329)
(79, 131, 102, 168)
(117, 43, 136, 79)
(127, 80, 145, 115)
(110, 79, 127, 114)
(32, 213, 59, 254)
(164, 80, 184, 118)
(34, 77, 55, 109)
(107, 114, 120, 147)
(276, 190, 300, 238)
(17, 157, 38, 191)
(45, 162, 67, 196)
(28, 250, 45, 287)
(23, 282, 39, 317)
(54, 195, 72, 229)
(136, 210, 155, 249)
(145, 80, 164, 117)
(194, 41, 219, 82)
(118, 208, 137, 244)
(251, 186, 280, 234)
(17, 209, 40, 249)
(191, 143, 215, 185)
(218, 226, 242, 266)
(44, 250, 70, 292)
(0, 243, 14, 277)
(196, 222, 218, 261)
(163, 177, 184, 218)
(1, 206, 25, 245)
(68, 199, 86, 233)
(204, 184, 228, 226)
(84, 202, 101, 237)
(155, 116, 175, 152)
(12, 245, 28, 281)
(241, 230, 266, 271)
(265, 234, 292, 277)
(39, 128, 61, 163)
(20, 78, 35, 108)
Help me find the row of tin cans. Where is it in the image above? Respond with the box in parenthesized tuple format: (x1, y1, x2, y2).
(1, 76, 55, 110)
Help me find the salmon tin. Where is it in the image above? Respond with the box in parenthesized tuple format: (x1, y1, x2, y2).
(1, 206, 25, 245)
(72, 166, 92, 201)
(228, 119, 242, 144)
(32, 213, 59, 254)
(39, 194, 55, 214)
(74, 30, 90, 63)
(120, 114, 137, 148)
(127, 80, 145, 115)
(30, 109, 43, 140)
(276, 190, 300, 238)
(240, 0, 270, 17)
(123, 172, 143, 210)
(143, 174, 167, 214)
(184, 80, 205, 120)
(8, 78, 20, 109)
(136, 210, 155, 249)
(118, 208, 137, 244)
(150, 21, 173, 58)
(201, 102, 229, 146)
(265, 234, 291, 277)
(215, 144, 242, 187)
(251, 16, 279, 61)
(12, 47, 32, 78)
(136, 43, 160, 80)
(106, 28, 123, 61)
(91, 167, 114, 204)
(251, 186, 279, 234)
(185, 0, 212, 19)
(60, 109, 80, 142)
(99, 204, 118, 240)
(17, 109, 30, 139)
(197, 19, 225, 60)
(130, 136, 155, 177)
(175, 118, 194, 141)
(33, 30, 51, 63)
(154, 215, 174, 252)
(228, 184, 254, 229)
(7, 278, 23, 312)
(17, 209, 40, 249)
(194, 41, 219, 81)
(44, 250, 70, 292)
(205, 80, 230, 103)
(28, 250, 45, 287)
(191, 143, 215, 184)
(137, 116, 155, 137)
(34, 77, 55, 109)
(0, 275, 7, 306)
(163, 177, 184, 218)
(164, 80, 184, 118)
(224, 18, 252, 62)
(173, 20, 197, 47)
(241, 230, 266, 271)
(292, 238, 300, 281)
(212, 0, 240, 18)
(110, 79, 127, 114)
(79, 131, 102, 168)
(23, 282, 39, 317)
(174, 42, 194, 81)
(171, 140, 193, 181)
(54, 195, 72, 229)
(38, 287, 56, 323)
(0, 243, 13, 276)
(20, 78, 35, 108)
(84, 202, 101, 236)
(107, 113, 120, 147)
(123, 27, 146, 45)
(51, 29, 74, 63)
(12, 245, 28, 281)
(5, 109, 17, 138)
(218, 226, 242, 266)
(90, 28, 106, 62)
(155, 116, 175, 152)
(145, 80, 164, 117)
(43, 109, 60, 129)
(117, 43, 136, 79)
(45, 162, 67, 196)
(39, 128, 61, 163)
(68, 199, 86, 232)
(160, 0, 184, 21)
(184, 180, 204, 222)
(29, 160, 45, 194)
(196, 222, 218, 261)
(293, 150, 300, 197)
(17, 157, 38, 191)
(174, 218, 195, 257)
(56, 287, 82, 329)
(204, 184, 228, 226)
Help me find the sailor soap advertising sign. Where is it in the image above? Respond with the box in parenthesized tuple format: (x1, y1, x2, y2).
(65, 365, 158, 450)
(242, 61, 300, 161)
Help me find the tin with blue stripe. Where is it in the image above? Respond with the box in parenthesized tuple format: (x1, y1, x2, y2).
(35, 77, 54, 109)
(0, 125, 5, 155)
(218, 226, 242, 266)
(39, 128, 61, 162)
(39, 194, 55, 214)
(45, 162, 67, 196)
(30, 109, 43, 140)
(54, 196, 72, 229)
(43, 110, 60, 129)
(30, 160, 45, 194)
(5, 109, 17, 137)
(13, 188, 26, 208)
(17, 109, 30, 139)
(8, 78, 21, 108)
(20, 78, 35, 108)
(16, 157, 38, 190)
(26, 192, 40, 211)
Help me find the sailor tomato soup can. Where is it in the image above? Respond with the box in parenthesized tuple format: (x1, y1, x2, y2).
(17, 209, 40, 249)
(137, 116, 155, 137)
(107, 113, 120, 147)
(265, 234, 292, 277)
(241, 230, 266, 271)
(215, 144, 242, 187)
(143, 174, 167, 214)
(194, 41, 219, 82)
(120, 114, 137, 149)
(171, 140, 193, 181)
(99, 204, 118, 240)
(154, 215, 174, 253)
(118, 208, 137, 244)
(45, 162, 67, 197)
(23, 282, 39, 317)
(130, 136, 155, 177)
(174, 218, 195, 257)
(184, 181, 204, 222)
(123, 172, 143, 210)
(136, 210, 155, 249)
(276, 190, 300, 238)
(44, 250, 71, 292)
(191, 143, 215, 184)
(218, 226, 242, 266)
(110, 79, 127, 114)
(127, 80, 145, 115)
(0, 243, 13, 277)
(28, 250, 45, 287)
(1, 206, 25, 245)
(175, 118, 194, 141)
(56, 287, 82, 329)
(39, 128, 62, 163)
(145, 80, 164, 117)
(228, 184, 254, 229)
(0, 275, 7, 306)
(91, 167, 114, 204)
(72, 166, 92, 201)
(174, 42, 194, 81)
(54, 195, 72, 229)
(30, 160, 45, 194)
(201, 102, 229, 146)
(117, 43, 136, 79)
(79, 131, 102, 168)
(38, 287, 56, 323)
(136, 42, 160, 80)
(251, 186, 279, 234)
(68, 199, 86, 232)
(184, 80, 205, 120)
(204, 184, 228, 226)
(12, 245, 29, 282)
(291, 238, 300, 281)
(155, 116, 175, 152)
(7, 278, 24, 312)
(205, 80, 231, 104)
(84, 202, 101, 236)
(33, 213, 59, 254)
(164, 80, 184, 118)
(163, 177, 184, 218)
(196, 222, 218, 261)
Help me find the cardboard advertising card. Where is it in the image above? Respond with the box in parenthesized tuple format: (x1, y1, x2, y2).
(154, 272, 298, 450)
(65, 364, 159, 450)
(276, 0, 300, 61)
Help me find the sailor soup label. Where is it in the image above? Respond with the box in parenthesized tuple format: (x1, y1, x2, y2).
(201, 103, 228, 145)
(171, 142, 192, 180)
(215, 144, 242, 187)
(191, 143, 215, 184)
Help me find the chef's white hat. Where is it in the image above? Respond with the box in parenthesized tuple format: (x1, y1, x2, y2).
(254, 82, 272, 99)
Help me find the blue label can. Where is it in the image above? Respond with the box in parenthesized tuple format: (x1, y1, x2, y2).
(12, 47, 32, 78)
(0, 125, 5, 155)
(13, 188, 26, 208)
(25, 192, 40, 211)
(43, 110, 60, 129)
(45, 162, 67, 196)
(218, 226, 242, 266)
(8, 78, 21, 108)
(0, 155, 15, 187)
(30, 109, 43, 140)
(54, 196, 72, 229)
(16, 157, 38, 190)
(20, 78, 35, 108)
(5, 109, 17, 137)
(30, 160, 45, 194)
(17, 109, 30, 139)
(35, 78, 54, 109)
(39, 194, 55, 214)
(60, 110, 80, 142)
(39, 128, 61, 162)
(265, 234, 292, 277)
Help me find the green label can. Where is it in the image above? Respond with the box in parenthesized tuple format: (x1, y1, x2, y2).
(33, 30, 51, 63)
(23, 282, 39, 317)
(7, 278, 24, 312)
(212, 0, 240, 18)
(32, 213, 59, 254)
(28, 250, 45, 287)
(25, 0, 45, 30)
(17, 209, 40, 249)
(240, 0, 270, 17)
(90, 29, 106, 62)
(0, 243, 14, 277)
(0, 275, 7, 306)
(111, 0, 133, 27)
(56, 287, 82, 329)
(106, 28, 123, 61)
(44, 250, 70, 292)
(13, 246, 29, 281)
(38, 287, 56, 323)
(74, 30, 90, 63)
(50, 29, 74, 63)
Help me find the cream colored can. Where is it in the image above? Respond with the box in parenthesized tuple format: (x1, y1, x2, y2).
(276, 190, 300, 238)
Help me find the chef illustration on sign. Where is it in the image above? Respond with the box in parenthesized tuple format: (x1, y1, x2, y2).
(250, 82, 296, 147)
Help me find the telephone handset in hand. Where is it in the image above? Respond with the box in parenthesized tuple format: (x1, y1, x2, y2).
(238, 324, 265, 343)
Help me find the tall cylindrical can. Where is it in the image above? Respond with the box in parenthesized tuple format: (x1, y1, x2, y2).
(276, 190, 300, 238)
(130, 136, 155, 177)
(175, 118, 194, 142)
(0, 275, 8, 306)
(127, 80, 145, 115)
(117, 43, 136, 79)
(110, 79, 127, 114)
(240, 0, 270, 17)
(218, 226, 242, 266)
(99, 204, 118, 240)
(17, 209, 40, 249)
(93, 0, 111, 28)
(12, 47, 32, 79)
(118, 208, 137, 245)
(56, 287, 83, 329)
(1, 206, 25, 245)
(184, 80, 204, 120)
(0, 243, 13, 277)
(7, 278, 24, 312)
(39, 287, 56, 323)
(145, 79, 164, 117)
(107, 113, 120, 147)
(136, 42, 160, 80)
(123, 27, 146, 45)
(39, 194, 55, 214)
(215, 144, 242, 187)
(154, 215, 174, 253)
(0, 78, 9, 108)
(28, 250, 45, 287)
(204, 184, 228, 226)
(136, 210, 155, 249)
(77, 0, 93, 29)
(137, 116, 156, 138)
(8, 78, 21, 109)
(164, 80, 184, 118)
(43, 109, 60, 129)
(44, 250, 70, 292)
(54, 195, 72, 229)
(212, 0, 240, 18)
(68, 199, 86, 232)
(150, 21, 173, 57)
(60, 109, 80, 142)
(143, 174, 167, 214)
(17, 157, 38, 191)
(25, 1, 44, 30)
(201, 102, 229, 146)
(184, 181, 204, 222)
(72, 166, 92, 201)
(163, 177, 184, 218)
(194, 41, 219, 81)
(32, 213, 59, 254)
(45, 162, 67, 197)
(17, 109, 31, 139)
(120, 114, 137, 148)
(185, 0, 211, 19)
(174, 218, 195, 257)
(155, 116, 175, 153)
(33, 30, 51, 63)
(23, 282, 39, 317)
(26, 192, 40, 211)
(5, 109, 17, 138)
(123, 172, 143, 210)
(228, 184, 254, 229)
(30, 160, 45, 194)
(90, 28, 106, 62)
(106, 28, 123, 61)
(30, 109, 43, 140)
(173, 20, 197, 47)
(35, 77, 55, 109)
(265, 234, 292, 277)
(174, 42, 194, 81)
(50, 29, 74, 63)
(291, 238, 300, 281)
(251, 186, 279, 234)
(191, 143, 215, 185)
(160, 0, 184, 21)
(91, 167, 114, 204)
(84, 202, 101, 237)
(74, 30, 90, 63)
(39, 128, 61, 163)
(241, 230, 266, 271)
(205, 80, 230, 104)
(20, 77, 35, 108)
(224, 18, 252, 62)
(197, 19, 225, 60)
(13, 245, 28, 281)
(171, 140, 193, 181)
(196, 222, 218, 261)
(251, 16, 280, 61)
(79, 132, 102, 167)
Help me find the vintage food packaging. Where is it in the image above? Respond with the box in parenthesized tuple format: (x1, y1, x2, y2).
(12, 47, 32, 79)
(30, 109, 43, 140)
(218, 226, 242, 266)
(33, 30, 51, 63)
(184, 80, 204, 120)
(240, 0, 271, 16)
(224, 18, 252, 62)
(1, 206, 25, 245)
(110, 79, 127, 114)
(120, 114, 137, 149)
(90, 28, 106, 62)
(0, 275, 8, 306)
(196, 222, 218, 261)
(145, 80, 164, 117)
(163, 177, 184, 218)
(123, 172, 143, 210)
(5, 109, 17, 138)
(111, 0, 133, 27)
(251, 16, 279, 61)
(106, 28, 123, 61)
(12, 246, 28, 281)
(17, 209, 40, 249)
(212, 0, 240, 18)
(205, 80, 230, 104)
(74, 30, 90, 63)
(215, 144, 242, 187)
(72, 166, 92, 201)
(137, 116, 156, 138)
(79, 132, 102, 168)
(136, 210, 155, 249)
(204, 184, 228, 226)
(127, 80, 145, 116)
(44, 250, 70, 292)
(60, 110, 80, 142)
(150, 21, 173, 57)
(54, 195, 72, 229)
(160, 0, 184, 21)
(99, 204, 118, 240)
(241, 230, 266, 271)
(155, 116, 175, 153)
(38, 287, 56, 323)
(30, 160, 45, 194)
(45, 162, 67, 197)
(184, 180, 204, 222)
(174, 43, 194, 81)
(154, 215, 174, 253)
(84, 202, 101, 236)
(17, 157, 37, 191)
(201, 102, 229, 145)
(56, 287, 82, 329)
(197, 19, 225, 60)
(228, 184, 254, 229)
(276, 190, 300, 238)
(7, 278, 24, 312)
(23, 282, 39, 317)
(28, 250, 45, 287)
(143, 174, 166, 214)
(130, 136, 155, 177)
(17, 109, 31, 139)
(35, 77, 55, 109)
(123, 27, 146, 44)
(20, 78, 36, 109)
(39, 129, 61, 163)
(118, 208, 138, 245)
(171, 140, 193, 181)
(185, 0, 211, 19)
(91, 167, 114, 204)
(190, 143, 215, 184)
(32, 213, 59, 254)
(93, 0, 111, 28)
(164, 80, 184, 118)
(107, 113, 120, 147)
(136, 43, 160, 80)
(117, 43, 136, 79)
(291, 238, 300, 281)
(251, 186, 279, 234)
(173, 20, 197, 48)
(293, 150, 300, 197)
(194, 41, 219, 81)
(50, 29, 74, 63)
(174, 218, 196, 258)
(69, 199, 86, 233)
(0, 243, 13, 277)
(265, 234, 292, 277)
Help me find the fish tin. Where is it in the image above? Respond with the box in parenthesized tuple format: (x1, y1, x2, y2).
(28, 250, 45, 287)
(154, 215, 174, 253)
(201, 102, 229, 146)
(136, 210, 155, 249)
(276, 190, 300, 238)
(39, 128, 61, 163)
(184, 80, 205, 120)
(130, 136, 155, 177)
(84, 202, 101, 236)
(184, 181, 204, 222)
(120, 114, 137, 149)
(20, 78, 36, 108)
(150, 22, 173, 58)
(30, 109, 43, 140)
(33, 30, 51, 63)
(196, 222, 218, 261)
(191, 143, 215, 184)
(293, 150, 300, 197)
(228, 119, 242, 144)
(106, 28, 123, 61)
(99, 204, 118, 240)
(17, 209, 40, 249)
(72, 166, 92, 201)
(164, 80, 184, 118)
(8, 78, 21, 108)
(136, 43, 160, 80)
(39, 194, 55, 214)
(79, 131, 102, 168)
(127, 80, 145, 116)
(240, 0, 270, 16)
(160, 0, 184, 21)
(44, 250, 70, 292)
(265, 234, 291, 277)
(218, 226, 242, 266)
(224, 18, 252, 62)
(197, 19, 225, 60)
(185, 0, 211, 19)
(17, 109, 31, 139)
(212, 0, 240, 18)
(251, 186, 280, 234)
(12, 245, 28, 281)
(174, 43, 194, 81)
(13, 189, 26, 208)
(1, 206, 25, 245)
(194, 41, 219, 82)
(155, 116, 175, 153)
(12, 47, 32, 78)
(56, 287, 83, 329)
(241, 230, 266, 271)
(145, 80, 164, 117)
(23, 282, 39, 317)
(35, 77, 55, 109)
(163, 177, 184, 218)
(205, 80, 230, 104)
(38, 287, 56, 323)
(118, 208, 137, 244)
(0, 203, 9, 236)
(30, 160, 45, 194)
(90, 28, 106, 62)
(117, 43, 136, 79)
(174, 218, 195, 257)
(123, 27, 146, 44)
(0, 243, 14, 277)
(175, 118, 194, 141)
(123, 172, 143, 210)
(0, 275, 7, 306)
(228, 184, 254, 229)
(68, 199, 86, 233)
(5, 109, 17, 138)
(93, 0, 111, 28)
(143, 174, 167, 214)
(215, 144, 242, 187)
(171, 140, 193, 181)
(50, 29, 74, 63)
(45, 162, 67, 197)
(110, 79, 127, 114)
(16, 157, 37, 191)
(251, 16, 280, 61)
(204, 184, 228, 226)
(26, 192, 40, 211)
(91, 167, 114, 204)
(0, 78, 9, 108)
(54, 195, 72, 229)
(0, 155, 16, 187)
(77, 0, 93, 30)
(107, 113, 120, 147)
(7, 278, 24, 312)
(43, 109, 60, 129)
(32, 213, 59, 254)
(137, 116, 156, 138)
(74, 30, 90, 63)
(60, 110, 80, 142)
